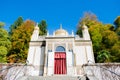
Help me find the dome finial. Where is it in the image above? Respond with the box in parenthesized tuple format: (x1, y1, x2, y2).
(60, 24, 62, 30)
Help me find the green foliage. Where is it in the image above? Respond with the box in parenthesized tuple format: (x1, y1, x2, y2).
(76, 29, 83, 37)
(115, 28, 120, 36)
(77, 12, 120, 62)
(9, 16, 23, 35)
(0, 22, 5, 28)
(102, 30, 118, 47)
(114, 16, 120, 28)
(0, 46, 7, 63)
(89, 23, 103, 52)
(114, 16, 120, 36)
(0, 29, 11, 49)
(0, 24, 11, 63)
(110, 42, 120, 62)
(38, 20, 47, 35)
(97, 50, 111, 63)
(7, 20, 34, 63)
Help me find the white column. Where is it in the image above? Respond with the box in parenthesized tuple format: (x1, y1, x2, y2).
(43, 43, 48, 76)
(67, 52, 74, 75)
(32, 47, 41, 76)
(27, 46, 35, 64)
(27, 44, 42, 76)
(47, 52, 54, 76)
(86, 46, 95, 64)
(43, 53, 47, 76)
(33, 47, 41, 66)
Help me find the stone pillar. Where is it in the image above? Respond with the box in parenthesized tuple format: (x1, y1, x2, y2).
(47, 52, 54, 76)
(43, 42, 48, 76)
(43, 53, 47, 76)
(85, 44, 95, 64)
(74, 53, 77, 75)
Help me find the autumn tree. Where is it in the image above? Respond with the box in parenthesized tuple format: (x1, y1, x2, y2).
(77, 12, 119, 62)
(38, 20, 47, 35)
(77, 12, 98, 37)
(0, 22, 11, 63)
(77, 12, 102, 52)
(7, 20, 34, 63)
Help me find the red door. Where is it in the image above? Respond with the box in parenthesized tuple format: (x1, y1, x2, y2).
(54, 52, 67, 74)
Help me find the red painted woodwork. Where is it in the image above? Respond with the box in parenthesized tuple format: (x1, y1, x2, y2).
(54, 52, 67, 74)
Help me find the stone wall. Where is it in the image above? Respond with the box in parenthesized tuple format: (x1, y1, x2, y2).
(0, 63, 34, 80)
(0, 63, 120, 80)
(83, 63, 120, 80)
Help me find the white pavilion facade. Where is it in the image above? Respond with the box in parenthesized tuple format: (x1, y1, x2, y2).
(27, 24, 95, 76)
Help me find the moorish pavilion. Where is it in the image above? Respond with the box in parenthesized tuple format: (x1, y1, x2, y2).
(27, 24, 95, 76)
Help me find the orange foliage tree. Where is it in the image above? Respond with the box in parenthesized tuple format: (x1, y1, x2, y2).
(7, 20, 35, 63)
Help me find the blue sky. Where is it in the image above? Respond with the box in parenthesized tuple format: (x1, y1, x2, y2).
(0, 0, 120, 34)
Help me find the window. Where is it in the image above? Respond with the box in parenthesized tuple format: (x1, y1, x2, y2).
(55, 46, 65, 52)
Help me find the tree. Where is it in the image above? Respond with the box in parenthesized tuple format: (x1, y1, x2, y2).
(0, 22, 11, 63)
(77, 12, 120, 62)
(77, 12, 103, 52)
(114, 16, 120, 36)
(0, 22, 5, 28)
(102, 30, 118, 48)
(89, 23, 103, 52)
(114, 16, 120, 29)
(0, 46, 7, 62)
(111, 42, 120, 62)
(9, 16, 23, 35)
(7, 20, 34, 63)
(38, 20, 47, 35)
(79, 12, 98, 27)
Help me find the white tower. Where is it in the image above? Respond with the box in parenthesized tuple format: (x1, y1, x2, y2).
(82, 24, 90, 40)
(27, 23, 44, 76)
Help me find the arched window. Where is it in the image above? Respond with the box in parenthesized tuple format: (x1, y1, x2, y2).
(55, 46, 65, 52)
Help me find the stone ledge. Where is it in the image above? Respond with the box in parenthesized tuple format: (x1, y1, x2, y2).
(0, 63, 33, 66)
(83, 63, 120, 66)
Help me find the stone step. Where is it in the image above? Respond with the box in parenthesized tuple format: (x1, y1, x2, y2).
(17, 75, 86, 80)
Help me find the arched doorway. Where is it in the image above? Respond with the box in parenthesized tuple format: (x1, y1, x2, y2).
(54, 46, 67, 74)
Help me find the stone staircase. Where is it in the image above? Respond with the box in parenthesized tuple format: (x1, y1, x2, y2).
(17, 75, 86, 80)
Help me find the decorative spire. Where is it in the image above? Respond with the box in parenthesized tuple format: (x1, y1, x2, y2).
(47, 30, 49, 36)
(34, 22, 39, 30)
(72, 30, 74, 36)
(36, 23, 38, 27)
(60, 24, 62, 30)
(53, 30, 55, 36)
(83, 24, 88, 29)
